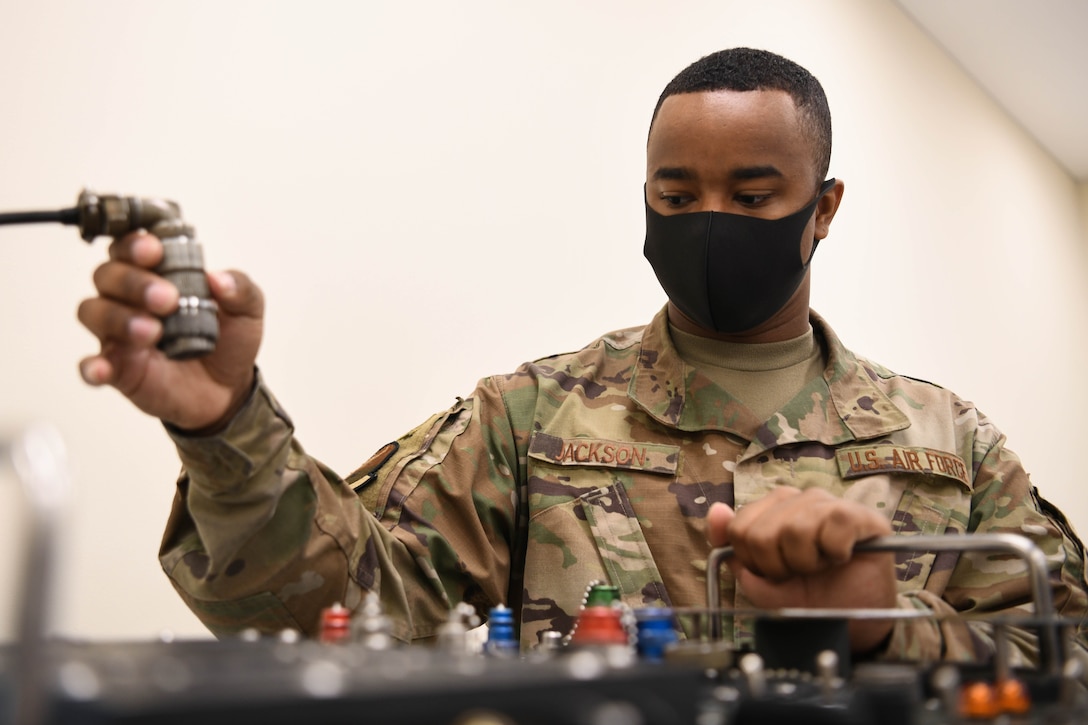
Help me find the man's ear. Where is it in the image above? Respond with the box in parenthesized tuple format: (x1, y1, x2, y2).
(814, 178, 845, 240)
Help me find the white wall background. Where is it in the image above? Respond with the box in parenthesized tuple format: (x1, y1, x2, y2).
(0, 0, 1085, 641)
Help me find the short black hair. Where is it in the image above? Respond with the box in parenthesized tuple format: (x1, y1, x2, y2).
(650, 48, 832, 181)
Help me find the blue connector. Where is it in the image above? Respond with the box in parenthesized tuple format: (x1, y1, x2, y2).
(485, 604, 519, 658)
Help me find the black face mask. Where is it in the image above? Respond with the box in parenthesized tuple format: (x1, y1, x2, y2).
(643, 179, 835, 334)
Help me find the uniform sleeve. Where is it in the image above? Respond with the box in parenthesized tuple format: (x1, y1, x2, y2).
(879, 421, 1088, 666)
(158, 371, 524, 642)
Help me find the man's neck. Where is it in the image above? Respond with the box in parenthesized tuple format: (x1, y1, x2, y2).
(665, 300, 812, 343)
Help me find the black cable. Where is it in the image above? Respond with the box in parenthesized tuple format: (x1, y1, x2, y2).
(0, 207, 80, 226)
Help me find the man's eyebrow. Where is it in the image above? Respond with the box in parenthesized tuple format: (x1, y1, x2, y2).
(730, 165, 784, 181)
(650, 165, 785, 182)
(651, 166, 694, 181)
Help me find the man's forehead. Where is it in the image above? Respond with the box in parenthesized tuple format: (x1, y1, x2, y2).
(650, 88, 800, 135)
(646, 89, 809, 174)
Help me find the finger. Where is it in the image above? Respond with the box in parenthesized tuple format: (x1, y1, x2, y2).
(741, 524, 791, 580)
(78, 341, 135, 389)
(778, 508, 824, 574)
(92, 260, 179, 317)
(729, 487, 802, 579)
(108, 231, 164, 268)
(817, 502, 892, 564)
(775, 490, 870, 574)
(707, 502, 735, 547)
(772, 491, 869, 575)
(78, 354, 114, 387)
(727, 486, 798, 544)
(738, 488, 854, 579)
(78, 297, 162, 347)
(207, 269, 264, 319)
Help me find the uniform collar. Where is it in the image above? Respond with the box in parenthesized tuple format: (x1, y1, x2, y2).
(628, 307, 911, 447)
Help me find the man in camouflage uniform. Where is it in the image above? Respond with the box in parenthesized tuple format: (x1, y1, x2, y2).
(78, 48, 1088, 663)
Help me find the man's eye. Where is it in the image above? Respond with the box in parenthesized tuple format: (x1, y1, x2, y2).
(736, 194, 770, 206)
(661, 194, 690, 207)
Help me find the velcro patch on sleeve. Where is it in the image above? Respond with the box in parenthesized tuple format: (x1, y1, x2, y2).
(528, 432, 679, 475)
(836, 444, 970, 488)
(347, 441, 400, 492)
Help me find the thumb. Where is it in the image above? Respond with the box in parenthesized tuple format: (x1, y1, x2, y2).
(707, 502, 735, 548)
(207, 269, 264, 319)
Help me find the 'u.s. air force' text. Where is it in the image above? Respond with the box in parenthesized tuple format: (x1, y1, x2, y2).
(836, 444, 969, 486)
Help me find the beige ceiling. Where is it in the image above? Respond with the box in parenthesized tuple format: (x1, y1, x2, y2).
(895, 0, 1088, 182)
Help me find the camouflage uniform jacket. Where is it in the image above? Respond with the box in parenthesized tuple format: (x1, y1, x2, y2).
(161, 307, 1088, 662)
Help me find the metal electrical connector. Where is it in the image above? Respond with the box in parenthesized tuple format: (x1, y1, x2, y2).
(0, 190, 219, 360)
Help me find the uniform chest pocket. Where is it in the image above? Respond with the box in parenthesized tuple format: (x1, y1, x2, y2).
(887, 484, 972, 589)
(519, 433, 680, 645)
(521, 481, 672, 644)
(837, 443, 972, 591)
(525, 432, 680, 587)
(525, 431, 682, 530)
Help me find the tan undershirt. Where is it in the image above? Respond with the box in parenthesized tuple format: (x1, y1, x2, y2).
(669, 323, 825, 423)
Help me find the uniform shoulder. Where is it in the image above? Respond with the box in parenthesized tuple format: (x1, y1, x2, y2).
(473, 322, 649, 410)
(850, 349, 994, 426)
(846, 349, 1014, 459)
(524, 322, 648, 367)
(854, 351, 949, 394)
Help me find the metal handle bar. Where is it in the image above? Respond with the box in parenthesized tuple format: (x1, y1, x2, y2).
(706, 533, 1061, 673)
